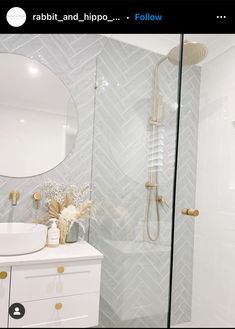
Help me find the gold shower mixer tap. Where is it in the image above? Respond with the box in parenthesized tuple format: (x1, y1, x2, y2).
(157, 195, 169, 207)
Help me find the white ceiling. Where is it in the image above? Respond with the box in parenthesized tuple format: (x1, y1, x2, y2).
(102, 34, 235, 66)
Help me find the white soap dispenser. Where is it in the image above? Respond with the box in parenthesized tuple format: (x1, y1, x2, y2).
(47, 218, 60, 247)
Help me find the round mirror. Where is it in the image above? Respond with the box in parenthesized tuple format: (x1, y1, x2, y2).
(0, 53, 78, 177)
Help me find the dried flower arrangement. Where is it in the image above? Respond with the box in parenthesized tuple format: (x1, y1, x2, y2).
(41, 179, 96, 244)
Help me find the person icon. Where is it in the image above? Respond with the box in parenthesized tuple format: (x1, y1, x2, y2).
(9, 303, 25, 319)
(13, 307, 21, 316)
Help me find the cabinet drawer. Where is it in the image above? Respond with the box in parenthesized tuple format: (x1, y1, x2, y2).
(9, 292, 100, 328)
(11, 260, 101, 301)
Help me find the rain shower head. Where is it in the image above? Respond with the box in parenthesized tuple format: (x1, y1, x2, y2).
(167, 40, 208, 66)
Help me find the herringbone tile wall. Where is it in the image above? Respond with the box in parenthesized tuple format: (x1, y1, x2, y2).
(171, 66, 201, 325)
(0, 34, 200, 327)
(89, 38, 201, 327)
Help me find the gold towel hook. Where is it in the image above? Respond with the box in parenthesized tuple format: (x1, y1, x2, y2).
(181, 208, 199, 216)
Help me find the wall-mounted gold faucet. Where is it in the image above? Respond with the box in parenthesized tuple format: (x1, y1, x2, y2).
(9, 191, 20, 206)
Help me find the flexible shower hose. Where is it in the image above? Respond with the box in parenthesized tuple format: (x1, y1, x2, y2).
(145, 185, 160, 241)
(145, 58, 165, 242)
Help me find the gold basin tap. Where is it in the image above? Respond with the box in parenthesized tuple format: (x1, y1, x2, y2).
(9, 191, 20, 206)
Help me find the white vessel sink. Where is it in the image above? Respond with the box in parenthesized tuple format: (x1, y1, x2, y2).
(0, 223, 48, 256)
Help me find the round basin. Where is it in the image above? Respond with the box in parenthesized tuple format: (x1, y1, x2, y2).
(0, 223, 48, 256)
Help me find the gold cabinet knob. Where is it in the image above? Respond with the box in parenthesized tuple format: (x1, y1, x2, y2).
(0, 271, 8, 279)
(57, 266, 64, 274)
(181, 208, 199, 216)
(55, 302, 63, 310)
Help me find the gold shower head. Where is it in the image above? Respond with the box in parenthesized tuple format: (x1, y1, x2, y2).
(167, 40, 208, 66)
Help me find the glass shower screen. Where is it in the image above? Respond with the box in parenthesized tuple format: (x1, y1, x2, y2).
(89, 34, 182, 328)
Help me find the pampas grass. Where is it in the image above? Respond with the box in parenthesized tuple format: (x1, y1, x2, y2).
(57, 216, 69, 244)
(41, 179, 96, 244)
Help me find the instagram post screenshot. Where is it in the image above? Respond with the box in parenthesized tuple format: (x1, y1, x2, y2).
(0, 0, 234, 328)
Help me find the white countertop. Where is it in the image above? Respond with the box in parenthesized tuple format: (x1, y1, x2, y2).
(0, 241, 103, 267)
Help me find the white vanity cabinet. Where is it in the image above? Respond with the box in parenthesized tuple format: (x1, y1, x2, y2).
(0, 242, 103, 328)
(0, 266, 10, 328)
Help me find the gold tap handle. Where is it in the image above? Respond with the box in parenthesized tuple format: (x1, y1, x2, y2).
(157, 196, 169, 208)
(33, 192, 42, 202)
(32, 192, 42, 209)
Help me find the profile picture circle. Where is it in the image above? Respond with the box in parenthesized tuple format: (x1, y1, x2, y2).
(9, 303, 25, 319)
(6, 7, 26, 27)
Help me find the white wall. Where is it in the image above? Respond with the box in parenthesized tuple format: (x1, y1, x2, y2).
(103, 34, 235, 67)
(102, 34, 179, 56)
(192, 45, 235, 327)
